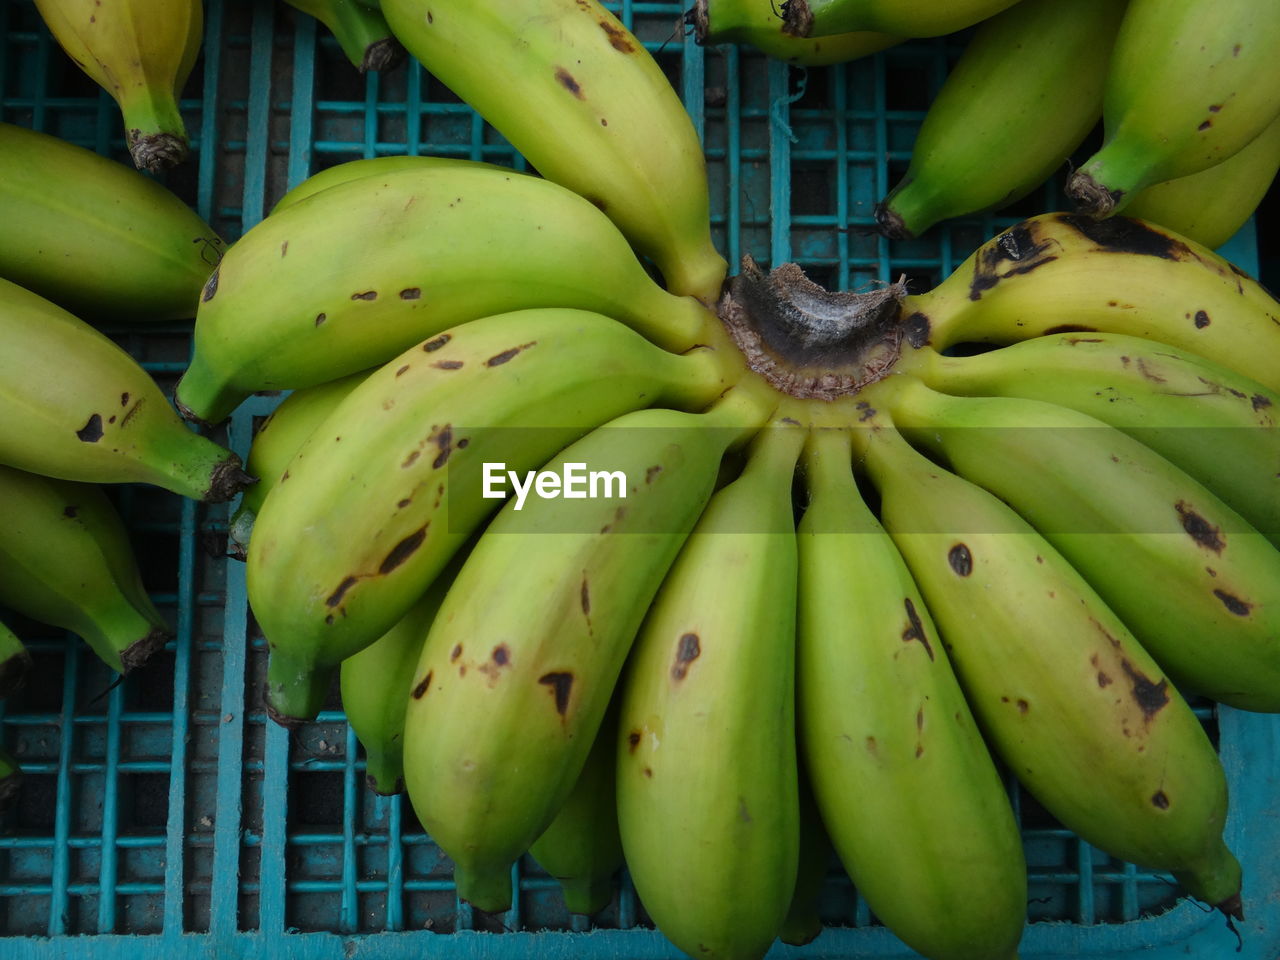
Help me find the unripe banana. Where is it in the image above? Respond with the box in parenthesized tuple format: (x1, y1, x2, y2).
(0, 621, 32, 700)
(282, 0, 405, 72)
(780, 0, 1019, 39)
(902, 213, 1280, 394)
(0, 465, 171, 674)
(797, 424, 1025, 960)
(855, 405, 1241, 916)
(380, 0, 726, 304)
(875, 0, 1123, 240)
(1067, 0, 1280, 217)
(248, 308, 735, 726)
(32, 0, 202, 171)
(0, 123, 223, 323)
(617, 417, 804, 960)
(270, 155, 513, 216)
(178, 165, 713, 424)
(0, 278, 250, 502)
(689, 0, 899, 67)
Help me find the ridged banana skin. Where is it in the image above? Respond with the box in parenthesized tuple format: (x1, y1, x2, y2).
(888, 382, 1280, 713)
(403, 401, 760, 912)
(1068, 0, 1280, 216)
(797, 427, 1025, 960)
(32, 0, 202, 171)
(691, 0, 899, 67)
(380, 0, 726, 305)
(857, 415, 1242, 913)
(0, 123, 223, 323)
(270, 155, 514, 216)
(178, 165, 711, 424)
(0, 465, 171, 674)
(905, 213, 1280, 394)
(0, 278, 248, 503)
(617, 420, 803, 960)
(903, 333, 1280, 547)
(875, 0, 1123, 240)
(247, 308, 731, 725)
(1123, 112, 1280, 251)
(781, 0, 1019, 39)
(282, 0, 405, 72)
(0, 620, 32, 701)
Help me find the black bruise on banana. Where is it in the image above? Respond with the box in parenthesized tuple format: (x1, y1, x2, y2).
(1251, 394, 1272, 411)
(1213, 589, 1253, 617)
(1175, 502, 1225, 553)
(969, 223, 1059, 301)
(671, 633, 701, 681)
(538, 671, 573, 716)
(627, 730, 641, 753)
(554, 67, 585, 99)
(351, 290, 377, 301)
(947, 543, 973, 577)
(76, 414, 104, 443)
(1151, 790, 1170, 809)
(1119, 659, 1170, 720)
(1194, 310, 1211, 328)
(485, 342, 536, 367)
(1059, 214, 1193, 262)
(901, 598, 934, 661)
(326, 575, 358, 609)
(411, 670, 433, 699)
(422, 334, 450, 352)
(431, 425, 453, 469)
(903, 311, 931, 348)
(379, 526, 427, 574)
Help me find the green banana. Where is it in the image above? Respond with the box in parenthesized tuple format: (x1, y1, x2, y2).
(1123, 112, 1280, 250)
(0, 465, 171, 674)
(689, 0, 900, 67)
(1067, 0, 1280, 216)
(0, 621, 32, 701)
(885, 378, 1280, 713)
(403, 391, 771, 912)
(899, 333, 1280, 546)
(875, 0, 1125, 240)
(780, 0, 1019, 39)
(178, 164, 715, 425)
(0, 745, 20, 814)
(616, 417, 803, 960)
(796, 424, 1026, 960)
(282, 0, 405, 72)
(0, 278, 250, 502)
(854, 404, 1242, 916)
(270, 155, 513, 216)
(528, 698, 624, 916)
(380, 0, 726, 305)
(247, 307, 735, 725)
(0, 122, 224, 323)
(32, 0, 202, 171)
(899, 213, 1280, 394)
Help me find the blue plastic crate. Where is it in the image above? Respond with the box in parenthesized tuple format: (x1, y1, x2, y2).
(0, 0, 1277, 956)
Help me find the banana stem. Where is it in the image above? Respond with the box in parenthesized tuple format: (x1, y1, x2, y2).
(265, 655, 336, 728)
(454, 861, 514, 914)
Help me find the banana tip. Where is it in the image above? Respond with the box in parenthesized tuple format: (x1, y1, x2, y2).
(1065, 169, 1121, 219)
(205, 460, 258, 504)
(874, 203, 913, 240)
(121, 627, 173, 674)
(361, 38, 407, 73)
(1217, 892, 1244, 921)
(365, 773, 404, 796)
(780, 0, 813, 37)
(686, 1, 709, 43)
(128, 132, 189, 173)
(263, 692, 310, 731)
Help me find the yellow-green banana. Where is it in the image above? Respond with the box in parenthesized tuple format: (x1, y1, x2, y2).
(0, 621, 32, 700)
(282, 0, 405, 72)
(379, 0, 726, 304)
(781, 0, 1019, 39)
(0, 123, 223, 323)
(247, 308, 734, 726)
(899, 333, 1280, 546)
(855, 407, 1242, 916)
(796, 424, 1025, 960)
(270, 155, 514, 215)
(1067, 0, 1280, 217)
(0, 278, 250, 502)
(403, 392, 771, 912)
(617, 417, 803, 960)
(689, 0, 899, 67)
(875, 0, 1124, 240)
(900, 213, 1280, 394)
(178, 165, 714, 424)
(886, 379, 1280, 713)
(0, 465, 171, 674)
(32, 0, 202, 171)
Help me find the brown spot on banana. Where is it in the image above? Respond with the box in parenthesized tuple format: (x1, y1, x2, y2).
(627, 730, 641, 752)
(1119, 659, 1170, 720)
(947, 544, 972, 576)
(1214, 589, 1253, 616)
(1175, 502, 1225, 553)
(1152, 790, 1170, 809)
(598, 19, 636, 52)
(538, 672, 573, 715)
(1194, 310, 1211, 328)
(379, 527, 427, 574)
(76, 414, 104, 442)
(411, 671, 432, 698)
(326, 576, 359, 608)
(671, 633, 701, 681)
(351, 291, 377, 301)
(423, 334, 450, 352)
(554, 67, 585, 99)
(202, 268, 219, 302)
(431, 425, 453, 469)
(315, 313, 326, 326)
(901, 598, 934, 660)
(580, 577, 590, 615)
(486, 342, 536, 366)
(400, 288, 421, 300)
(491, 644, 510, 666)
(433, 360, 463, 370)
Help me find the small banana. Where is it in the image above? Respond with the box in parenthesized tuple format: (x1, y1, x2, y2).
(1067, 0, 1280, 216)
(688, 0, 899, 67)
(270, 155, 514, 216)
(282, 0, 405, 72)
(32, 0, 202, 171)
(0, 278, 250, 503)
(178, 165, 714, 425)
(380, 0, 726, 304)
(0, 465, 171, 674)
(854, 403, 1242, 916)
(0, 621, 32, 700)
(780, 0, 1019, 39)
(617, 417, 804, 960)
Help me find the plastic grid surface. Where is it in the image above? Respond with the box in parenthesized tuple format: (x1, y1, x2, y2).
(0, 0, 1277, 956)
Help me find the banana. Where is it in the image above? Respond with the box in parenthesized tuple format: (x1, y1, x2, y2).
(403, 390, 772, 912)
(899, 333, 1280, 546)
(282, 0, 405, 72)
(1123, 112, 1280, 251)
(898, 212, 1280, 394)
(247, 307, 736, 726)
(874, 0, 1124, 241)
(270, 155, 514, 215)
(178, 165, 715, 425)
(0, 122, 223, 323)
(854, 403, 1242, 916)
(0, 621, 32, 701)
(780, 0, 1019, 39)
(0, 278, 250, 502)
(0, 465, 171, 674)
(796, 424, 1026, 960)
(32, 0, 202, 171)
(0, 745, 20, 814)
(528, 698, 624, 916)
(616, 416, 803, 960)
(884, 378, 1280, 713)
(379, 0, 726, 305)
(1067, 0, 1280, 217)
(228, 371, 371, 560)
(688, 0, 900, 67)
